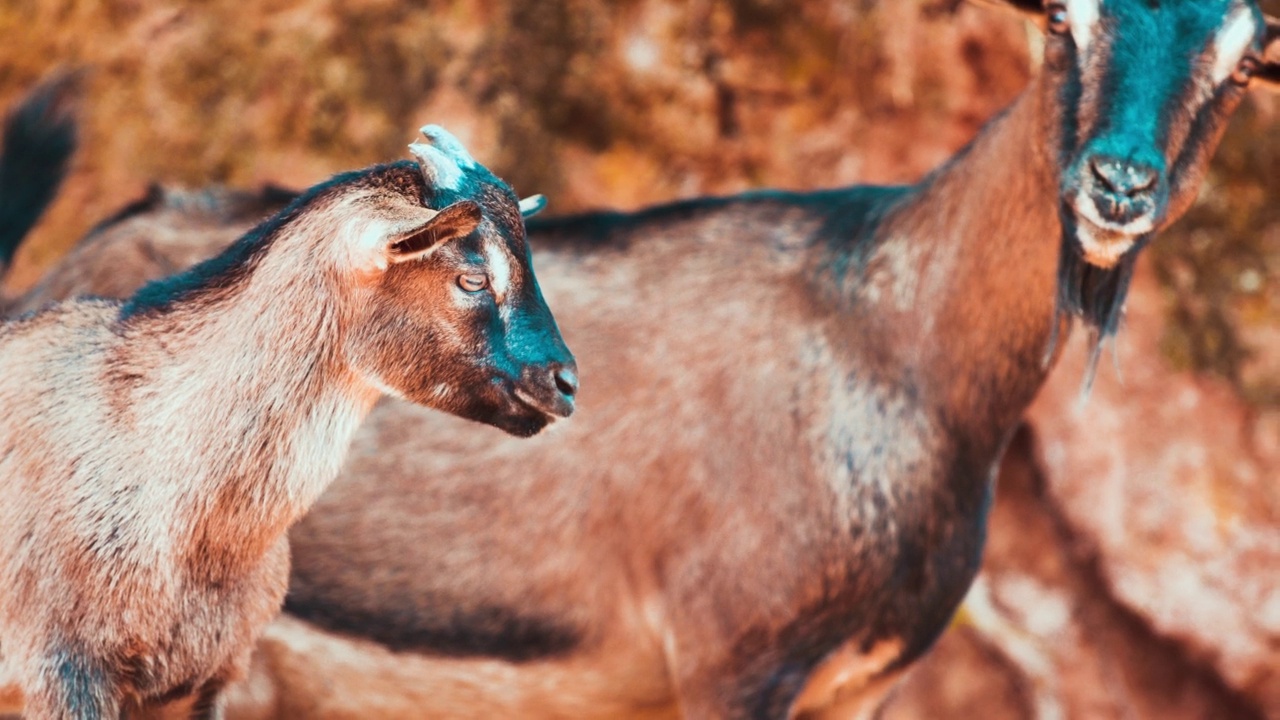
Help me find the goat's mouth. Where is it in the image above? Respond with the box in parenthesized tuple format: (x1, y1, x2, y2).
(1065, 198, 1154, 270)
(1072, 218, 1139, 269)
(512, 385, 574, 421)
(1064, 187, 1162, 269)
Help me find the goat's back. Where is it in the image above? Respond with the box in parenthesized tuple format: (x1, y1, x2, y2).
(12, 186, 286, 314)
(275, 189, 939, 717)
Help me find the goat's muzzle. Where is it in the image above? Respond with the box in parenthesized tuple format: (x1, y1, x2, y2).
(1064, 150, 1168, 269)
(514, 361, 578, 420)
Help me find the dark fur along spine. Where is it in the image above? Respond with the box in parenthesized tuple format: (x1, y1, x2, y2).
(0, 71, 80, 272)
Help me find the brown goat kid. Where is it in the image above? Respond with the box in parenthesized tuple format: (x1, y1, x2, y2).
(0, 127, 575, 719)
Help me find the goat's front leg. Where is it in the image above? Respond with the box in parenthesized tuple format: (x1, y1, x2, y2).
(185, 679, 225, 720)
(23, 652, 120, 720)
(120, 677, 225, 720)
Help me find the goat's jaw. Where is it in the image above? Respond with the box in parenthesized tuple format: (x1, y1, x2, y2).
(1064, 191, 1155, 269)
(1073, 219, 1136, 269)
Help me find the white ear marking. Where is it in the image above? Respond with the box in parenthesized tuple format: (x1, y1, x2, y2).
(518, 194, 547, 218)
(1212, 10, 1259, 84)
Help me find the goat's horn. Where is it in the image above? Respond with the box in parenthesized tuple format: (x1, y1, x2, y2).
(518, 194, 547, 218)
(417, 125, 476, 168)
(408, 140, 463, 191)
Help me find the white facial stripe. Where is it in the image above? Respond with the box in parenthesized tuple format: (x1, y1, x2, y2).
(1067, 0, 1101, 55)
(483, 236, 514, 300)
(1211, 9, 1258, 84)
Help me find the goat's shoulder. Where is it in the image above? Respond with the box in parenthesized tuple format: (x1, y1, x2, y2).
(0, 299, 120, 428)
(1, 296, 119, 341)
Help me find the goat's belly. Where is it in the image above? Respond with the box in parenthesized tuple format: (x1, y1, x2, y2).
(223, 615, 677, 720)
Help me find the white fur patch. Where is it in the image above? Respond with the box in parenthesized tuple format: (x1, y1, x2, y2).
(1067, 0, 1101, 56)
(1071, 186, 1156, 236)
(483, 237, 513, 301)
(1211, 9, 1259, 84)
(1074, 219, 1136, 269)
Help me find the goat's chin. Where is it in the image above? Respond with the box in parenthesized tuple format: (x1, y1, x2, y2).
(1074, 220, 1138, 269)
(486, 410, 553, 438)
(449, 398, 554, 438)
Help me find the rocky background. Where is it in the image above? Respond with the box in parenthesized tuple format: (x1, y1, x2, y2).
(1, 0, 1277, 717)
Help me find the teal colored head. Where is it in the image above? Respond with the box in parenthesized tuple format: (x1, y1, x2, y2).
(991, 0, 1279, 345)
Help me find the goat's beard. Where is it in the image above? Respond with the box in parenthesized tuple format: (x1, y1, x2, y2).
(1047, 204, 1150, 393)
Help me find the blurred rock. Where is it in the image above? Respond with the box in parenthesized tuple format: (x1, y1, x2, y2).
(0, 0, 1032, 289)
(887, 402, 1272, 719)
(1024, 262, 1280, 717)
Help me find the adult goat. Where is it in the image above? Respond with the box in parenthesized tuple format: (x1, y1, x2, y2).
(0, 127, 575, 719)
(4, 1, 1279, 718)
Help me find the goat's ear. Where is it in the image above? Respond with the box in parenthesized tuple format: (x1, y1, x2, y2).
(518, 194, 547, 219)
(1259, 16, 1280, 91)
(385, 200, 483, 265)
(971, 0, 1042, 19)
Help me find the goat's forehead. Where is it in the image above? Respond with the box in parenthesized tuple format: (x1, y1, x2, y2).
(1081, 0, 1262, 88)
(1097, 0, 1259, 38)
(436, 179, 526, 236)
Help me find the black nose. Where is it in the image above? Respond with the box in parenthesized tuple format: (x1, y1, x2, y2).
(516, 360, 578, 419)
(1090, 156, 1158, 198)
(1085, 155, 1161, 227)
(553, 366, 579, 399)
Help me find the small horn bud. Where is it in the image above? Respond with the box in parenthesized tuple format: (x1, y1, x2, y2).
(418, 125, 476, 168)
(409, 140, 463, 192)
(518, 194, 547, 218)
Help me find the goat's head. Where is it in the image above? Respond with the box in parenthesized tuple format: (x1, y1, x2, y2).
(987, 0, 1278, 360)
(339, 126, 576, 437)
(990, 0, 1280, 268)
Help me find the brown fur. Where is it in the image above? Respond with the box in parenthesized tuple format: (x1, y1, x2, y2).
(0, 133, 573, 719)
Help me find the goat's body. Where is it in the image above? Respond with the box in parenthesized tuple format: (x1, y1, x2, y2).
(276, 94, 1062, 718)
(0, 147, 574, 717)
(0, 237, 369, 713)
(2, 93, 1063, 719)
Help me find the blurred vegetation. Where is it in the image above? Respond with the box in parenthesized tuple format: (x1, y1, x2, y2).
(1154, 103, 1280, 407)
(1149, 0, 1280, 408)
(0, 0, 1030, 277)
(0, 0, 1276, 404)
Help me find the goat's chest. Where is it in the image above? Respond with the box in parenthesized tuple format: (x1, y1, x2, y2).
(119, 537, 291, 701)
(795, 377, 1000, 670)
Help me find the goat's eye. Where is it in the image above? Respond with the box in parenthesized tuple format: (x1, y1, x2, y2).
(1046, 3, 1069, 35)
(1231, 56, 1260, 86)
(458, 273, 489, 293)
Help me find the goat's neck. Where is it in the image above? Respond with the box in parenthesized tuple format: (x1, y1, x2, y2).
(863, 80, 1063, 445)
(123, 242, 379, 578)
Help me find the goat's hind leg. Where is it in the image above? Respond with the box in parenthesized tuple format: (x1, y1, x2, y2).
(23, 651, 120, 720)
